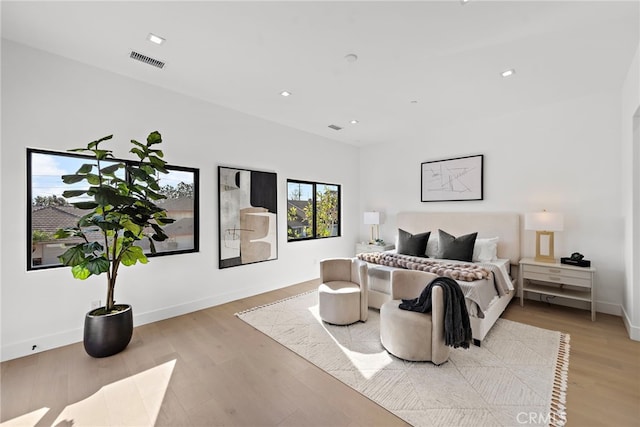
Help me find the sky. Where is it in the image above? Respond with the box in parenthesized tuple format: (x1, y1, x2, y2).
(31, 152, 193, 201)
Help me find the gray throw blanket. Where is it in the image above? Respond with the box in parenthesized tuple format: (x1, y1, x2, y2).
(398, 276, 473, 349)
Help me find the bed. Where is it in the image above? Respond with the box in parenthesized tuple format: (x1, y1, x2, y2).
(358, 211, 520, 346)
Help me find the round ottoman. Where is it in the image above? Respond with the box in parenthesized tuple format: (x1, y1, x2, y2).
(318, 281, 361, 325)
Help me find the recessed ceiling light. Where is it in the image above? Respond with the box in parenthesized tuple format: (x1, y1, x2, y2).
(350, 119, 359, 124)
(280, 91, 292, 97)
(460, 0, 471, 4)
(147, 33, 165, 45)
(501, 69, 516, 78)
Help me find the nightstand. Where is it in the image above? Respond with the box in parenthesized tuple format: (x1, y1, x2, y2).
(519, 258, 596, 321)
(355, 243, 394, 255)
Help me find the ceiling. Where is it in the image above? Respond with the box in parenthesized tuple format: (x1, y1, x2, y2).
(2, 1, 639, 147)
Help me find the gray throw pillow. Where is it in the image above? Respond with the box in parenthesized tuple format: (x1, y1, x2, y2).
(437, 229, 478, 262)
(397, 229, 430, 257)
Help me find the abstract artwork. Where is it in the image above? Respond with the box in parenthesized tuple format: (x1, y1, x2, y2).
(421, 154, 483, 202)
(218, 166, 278, 268)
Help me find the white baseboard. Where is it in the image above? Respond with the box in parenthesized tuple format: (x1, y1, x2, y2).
(1, 328, 83, 363)
(1, 282, 289, 362)
(621, 305, 640, 341)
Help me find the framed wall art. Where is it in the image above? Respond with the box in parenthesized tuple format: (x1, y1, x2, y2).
(421, 154, 483, 202)
(218, 166, 278, 268)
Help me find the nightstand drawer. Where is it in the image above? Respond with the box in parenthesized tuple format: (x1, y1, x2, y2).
(523, 264, 592, 281)
(523, 271, 591, 288)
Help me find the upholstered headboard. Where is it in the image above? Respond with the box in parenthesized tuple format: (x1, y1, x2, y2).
(396, 212, 520, 265)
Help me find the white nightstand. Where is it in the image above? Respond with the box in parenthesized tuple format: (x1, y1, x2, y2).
(355, 243, 395, 255)
(519, 258, 596, 321)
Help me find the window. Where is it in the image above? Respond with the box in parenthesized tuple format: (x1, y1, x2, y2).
(27, 148, 199, 270)
(287, 180, 340, 241)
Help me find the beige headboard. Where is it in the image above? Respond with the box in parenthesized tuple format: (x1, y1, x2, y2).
(396, 212, 520, 265)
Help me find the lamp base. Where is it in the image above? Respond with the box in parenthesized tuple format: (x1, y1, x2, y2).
(534, 231, 556, 263)
(534, 254, 556, 263)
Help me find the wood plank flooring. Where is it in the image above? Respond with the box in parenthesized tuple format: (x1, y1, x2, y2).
(1, 279, 639, 426)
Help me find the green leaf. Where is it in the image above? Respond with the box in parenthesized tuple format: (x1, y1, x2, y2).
(128, 167, 148, 182)
(87, 135, 113, 149)
(72, 201, 99, 210)
(120, 245, 148, 266)
(148, 238, 157, 254)
(149, 155, 167, 172)
(121, 218, 142, 236)
(59, 245, 89, 266)
(86, 257, 110, 275)
(100, 163, 122, 175)
(130, 139, 146, 149)
(140, 164, 155, 175)
(71, 264, 91, 280)
(94, 187, 132, 207)
(54, 227, 86, 240)
(93, 149, 111, 161)
(62, 189, 87, 198)
(86, 174, 101, 185)
(54, 228, 73, 239)
(61, 174, 85, 184)
(130, 147, 145, 160)
(83, 241, 104, 254)
(76, 163, 94, 174)
(146, 131, 162, 145)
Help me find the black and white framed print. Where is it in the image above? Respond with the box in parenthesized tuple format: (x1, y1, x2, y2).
(421, 154, 483, 202)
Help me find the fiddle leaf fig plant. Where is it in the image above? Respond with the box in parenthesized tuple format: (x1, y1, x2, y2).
(54, 131, 174, 313)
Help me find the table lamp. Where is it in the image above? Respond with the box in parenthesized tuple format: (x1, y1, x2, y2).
(363, 211, 380, 244)
(524, 211, 564, 263)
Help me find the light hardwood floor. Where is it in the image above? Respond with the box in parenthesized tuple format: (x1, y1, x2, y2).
(1, 279, 639, 426)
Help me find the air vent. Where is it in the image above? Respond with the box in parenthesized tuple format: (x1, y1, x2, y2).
(328, 124, 343, 131)
(129, 51, 165, 69)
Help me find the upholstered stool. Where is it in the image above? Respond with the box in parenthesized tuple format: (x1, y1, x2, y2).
(318, 258, 368, 325)
(380, 270, 450, 364)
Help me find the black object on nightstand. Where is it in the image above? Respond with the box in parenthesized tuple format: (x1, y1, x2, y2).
(561, 252, 591, 267)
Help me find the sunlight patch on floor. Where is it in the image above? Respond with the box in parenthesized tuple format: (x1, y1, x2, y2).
(309, 304, 392, 380)
(53, 359, 175, 426)
(0, 407, 49, 427)
(0, 359, 177, 427)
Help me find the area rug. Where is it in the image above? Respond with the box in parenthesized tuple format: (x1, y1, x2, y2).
(236, 291, 570, 427)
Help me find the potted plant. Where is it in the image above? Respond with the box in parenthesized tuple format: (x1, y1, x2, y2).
(54, 131, 173, 357)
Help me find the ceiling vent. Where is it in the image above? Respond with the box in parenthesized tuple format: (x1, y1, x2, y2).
(328, 124, 343, 131)
(129, 50, 165, 69)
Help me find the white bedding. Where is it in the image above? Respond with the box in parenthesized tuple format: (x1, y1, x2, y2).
(364, 256, 514, 319)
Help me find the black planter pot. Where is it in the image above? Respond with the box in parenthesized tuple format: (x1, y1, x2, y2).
(84, 304, 133, 358)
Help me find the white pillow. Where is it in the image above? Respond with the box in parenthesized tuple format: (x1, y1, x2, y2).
(472, 237, 499, 262)
(426, 236, 439, 257)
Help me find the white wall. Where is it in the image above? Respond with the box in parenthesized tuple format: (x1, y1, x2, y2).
(621, 42, 640, 340)
(0, 40, 360, 361)
(359, 89, 625, 317)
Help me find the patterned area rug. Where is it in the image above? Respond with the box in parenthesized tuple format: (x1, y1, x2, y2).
(236, 291, 569, 427)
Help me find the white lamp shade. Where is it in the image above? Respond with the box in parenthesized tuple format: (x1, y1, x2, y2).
(524, 211, 564, 232)
(363, 211, 380, 225)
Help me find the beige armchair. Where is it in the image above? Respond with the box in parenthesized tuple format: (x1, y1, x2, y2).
(380, 269, 450, 365)
(318, 258, 368, 325)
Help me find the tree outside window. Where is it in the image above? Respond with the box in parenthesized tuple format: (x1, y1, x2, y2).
(287, 180, 340, 241)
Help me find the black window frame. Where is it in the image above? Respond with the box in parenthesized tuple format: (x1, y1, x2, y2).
(27, 147, 200, 271)
(286, 179, 341, 242)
